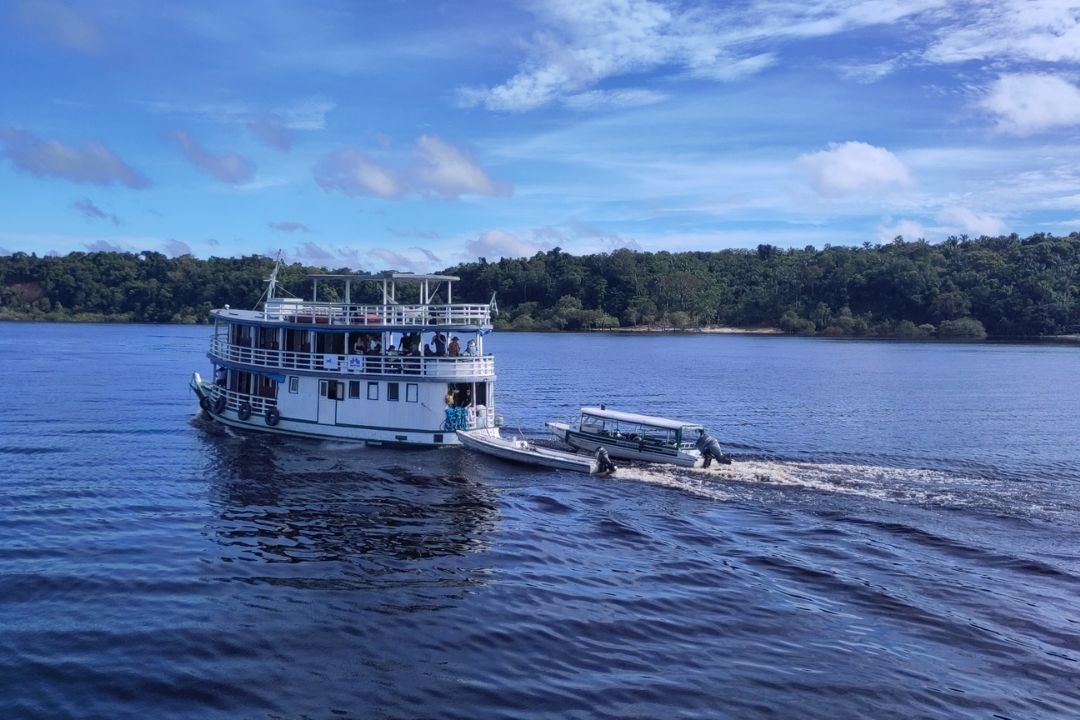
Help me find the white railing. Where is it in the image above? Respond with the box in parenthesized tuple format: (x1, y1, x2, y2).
(209, 338, 495, 378)
(262, 299, 492, 327)
(208, 385, 278, 413)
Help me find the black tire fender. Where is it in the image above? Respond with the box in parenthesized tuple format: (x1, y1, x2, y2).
(200, 396, 211, 411)
(265, 407, 281, 426)
(213, 395, 227, 414)
(238, 402, 252, 421)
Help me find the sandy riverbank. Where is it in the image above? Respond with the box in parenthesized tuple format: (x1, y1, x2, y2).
(606, 325, 783, 335)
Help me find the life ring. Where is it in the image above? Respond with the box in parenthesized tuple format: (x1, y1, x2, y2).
(238, 402, 252, 421)
(265, 407, 281, 426)
(213, 395, 227, 414)
(200, 396, 211, 411)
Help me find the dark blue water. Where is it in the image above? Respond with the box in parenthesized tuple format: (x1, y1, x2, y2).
(2, 325, 1078, 719)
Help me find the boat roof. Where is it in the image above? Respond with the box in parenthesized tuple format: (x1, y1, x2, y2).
(580, 407, 703, 430)
(306, 272, 460, 282)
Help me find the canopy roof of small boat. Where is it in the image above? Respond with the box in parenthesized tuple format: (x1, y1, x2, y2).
(580, 406, 703, 431)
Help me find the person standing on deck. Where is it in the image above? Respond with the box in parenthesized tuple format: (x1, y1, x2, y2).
(695, 429, 730, 468)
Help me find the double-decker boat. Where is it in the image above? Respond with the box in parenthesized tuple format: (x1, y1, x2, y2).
(190, 266, 498, 446)
(546, 407, 705, 467)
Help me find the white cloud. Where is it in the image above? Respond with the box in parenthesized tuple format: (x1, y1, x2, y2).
(315, 136, 508, 200)
(936, 206, 1007, 237)
(16, 0, 104, 54)
(169, 130, 254, 185)
(368, 248, 432, 274)
(85, 239, 128, 253)
(162, 238, 193, 257)
(460, 0, 953, 112)
(269, 221, 312, 233)
(798, 141, 913, 197)
(72, 198, 120, 225)
(0, 127, 150, 188)
(460, 0, 774, 112)
(314, 148, 401, 198)
(293, 241, 338, 266)
(877, 218, 927, 244)
(837, 58, 900, 84)
(924, 0, 1080, 64)
(981, 73, 1080, 135)
(465, 229, 548, 260)
(563, 88, 667, 111)
(247, 114, 292, 150)
(414, 135, 508, 198)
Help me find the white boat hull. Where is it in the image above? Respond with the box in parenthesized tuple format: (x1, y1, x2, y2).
(457, 429, 599, 474)
(192, 374, 465, 446)
(546, 421, 701, 467)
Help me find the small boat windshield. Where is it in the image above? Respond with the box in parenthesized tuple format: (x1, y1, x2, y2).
(580, 413, 696, 449)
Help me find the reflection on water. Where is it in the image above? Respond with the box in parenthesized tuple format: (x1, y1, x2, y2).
(197, 418, 499, 592)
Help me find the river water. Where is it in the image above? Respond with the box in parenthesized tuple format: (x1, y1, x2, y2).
(1, 324, 1078, 719)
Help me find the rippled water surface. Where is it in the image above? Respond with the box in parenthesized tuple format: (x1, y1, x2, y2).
(2, 325, 1078, 719)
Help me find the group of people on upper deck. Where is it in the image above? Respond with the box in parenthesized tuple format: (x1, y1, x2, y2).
(430, 333, 479, 357)
(351, 332, 478, 358)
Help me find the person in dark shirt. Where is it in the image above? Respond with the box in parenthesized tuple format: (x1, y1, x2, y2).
(432, 333, 447, 356)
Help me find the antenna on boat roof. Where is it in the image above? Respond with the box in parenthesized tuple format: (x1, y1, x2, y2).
(253, 251, 284, 309)
(267, 250, 282, 300)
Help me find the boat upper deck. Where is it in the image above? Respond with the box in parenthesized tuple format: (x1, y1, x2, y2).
(213, 301, 493, 329)
(214, 270, 495, 330)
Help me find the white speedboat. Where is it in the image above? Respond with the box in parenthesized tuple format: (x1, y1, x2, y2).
(547, 407, 705, 467)
(191, 262, 498, 446)
(456, 428, 604, 474)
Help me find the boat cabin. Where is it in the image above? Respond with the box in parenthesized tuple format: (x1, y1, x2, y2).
(578, 407, 703, 449)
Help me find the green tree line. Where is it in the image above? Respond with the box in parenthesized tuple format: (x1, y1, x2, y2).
(2, 232, 1079, 337)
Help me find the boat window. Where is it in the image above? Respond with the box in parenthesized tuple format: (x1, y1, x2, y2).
(288, 376, 299, 394)
(319, 380, 327, 397)
(367, 381, 379, 400)
(406, 383, 418, 403)
(257, 375, 277, 399)
(257, 326, 279, 350)
(349, 380, 360, 399)
(387, 383, 400, 401)
(315, 332, 346, 355)
(581, 415, 603, 431)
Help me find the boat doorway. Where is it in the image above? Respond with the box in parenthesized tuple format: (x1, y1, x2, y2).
(318, 379, 343, 425)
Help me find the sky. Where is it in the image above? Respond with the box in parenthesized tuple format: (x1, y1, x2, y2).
(2, 0, 1080, 273)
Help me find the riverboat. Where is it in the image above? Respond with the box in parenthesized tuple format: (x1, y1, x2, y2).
(456, 428, 601, 474)
(190, 265, 498, 446)
(546, 407, 705, 467)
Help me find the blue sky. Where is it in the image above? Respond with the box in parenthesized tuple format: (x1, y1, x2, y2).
(2, 0, 1080, 272)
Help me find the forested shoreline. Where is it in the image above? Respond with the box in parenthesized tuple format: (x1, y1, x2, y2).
(2, 232, 1079, 338)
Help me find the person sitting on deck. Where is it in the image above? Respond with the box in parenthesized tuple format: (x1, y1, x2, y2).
(448, 336, 461, 357)
(695, 429, 731, 468)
